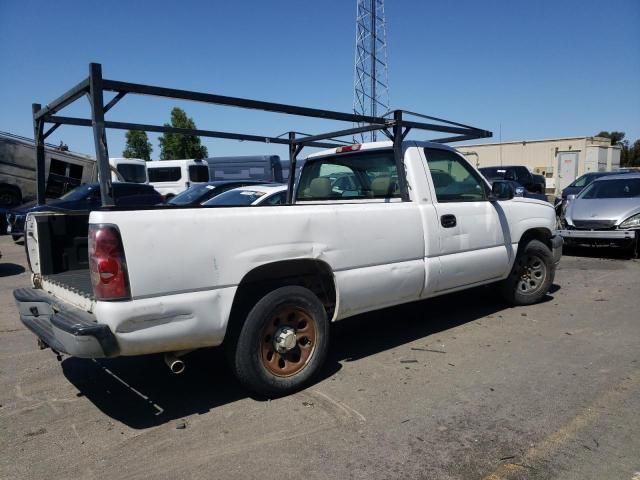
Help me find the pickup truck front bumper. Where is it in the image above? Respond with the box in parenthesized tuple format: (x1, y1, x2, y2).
(550, 234, 563, 265)
(13, 288, 118, 358)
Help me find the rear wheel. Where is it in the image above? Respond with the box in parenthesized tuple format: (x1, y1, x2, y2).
(0, 188, 21, 207)
(226, 286, 329, 397)
(498, 239, 554, 306)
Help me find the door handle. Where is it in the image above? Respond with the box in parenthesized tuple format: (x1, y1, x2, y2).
(441, 214, 457, 228)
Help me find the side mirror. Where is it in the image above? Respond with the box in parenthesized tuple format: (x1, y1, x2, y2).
(491, 180, 514, 200)
(567, 194, 576, 201)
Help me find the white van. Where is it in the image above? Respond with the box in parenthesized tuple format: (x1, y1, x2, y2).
(205, 155, 304, 183)
(109, 158, 148, 184)
(146, 159, 210, 198)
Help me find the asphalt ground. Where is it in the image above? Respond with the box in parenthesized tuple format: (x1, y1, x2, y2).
(1, 236, 638, 480)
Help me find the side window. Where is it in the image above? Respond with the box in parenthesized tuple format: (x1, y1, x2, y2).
(297, 150, 400, 201)
(513, 168, 528, 185)
(424, 148, 487, 202)
(189, 165, 210, 182)
(148, 167, 181, 182)
(262, 191, 287, 206)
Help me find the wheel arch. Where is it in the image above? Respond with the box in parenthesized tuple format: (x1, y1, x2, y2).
(224, 259, 337, 344)
(0, 183, 23, 206)
(517, 227, 553, 253)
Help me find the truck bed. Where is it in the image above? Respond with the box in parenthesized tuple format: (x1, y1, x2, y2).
(43, 270, 93, 299)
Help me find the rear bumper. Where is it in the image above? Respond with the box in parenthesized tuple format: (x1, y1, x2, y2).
(557, 229, 636, 241)
(550, 234, 563, 265)
(13, 288, 118, 358)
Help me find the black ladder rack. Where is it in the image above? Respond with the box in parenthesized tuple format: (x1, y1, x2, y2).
(32, 63, 492, 206)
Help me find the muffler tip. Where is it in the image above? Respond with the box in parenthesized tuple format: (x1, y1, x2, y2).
(164, 353, 185, 374)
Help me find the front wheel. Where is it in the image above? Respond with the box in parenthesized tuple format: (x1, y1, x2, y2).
(226, 286, 329, 397)
(498, 239, 554, 306)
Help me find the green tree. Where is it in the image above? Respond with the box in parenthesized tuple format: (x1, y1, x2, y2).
(627, 139, 640, 167)
(122, 130, 152, 160)
(596, 131, 625, 145)
(158, 108, 208, 160)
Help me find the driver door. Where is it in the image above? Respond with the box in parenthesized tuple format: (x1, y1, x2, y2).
(422, 148, 510, 292)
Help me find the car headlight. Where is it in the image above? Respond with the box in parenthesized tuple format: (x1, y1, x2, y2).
(619, 213, 640, 229)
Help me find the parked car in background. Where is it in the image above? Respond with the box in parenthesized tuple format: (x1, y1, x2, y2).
(167, 180, 276, 206)
(558, 173, 640, 255)
(147, 159, 210, 200)
(485, 178, 548, 203)
(479, 166, 546, 193)
(6, 182, 162, 239)
(202, 184, 288, 206)
(561, 170, 632, 200)
(0, 207, 8, 234)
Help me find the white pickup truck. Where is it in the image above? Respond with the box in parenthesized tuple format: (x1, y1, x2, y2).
(15, 140, 562, 396)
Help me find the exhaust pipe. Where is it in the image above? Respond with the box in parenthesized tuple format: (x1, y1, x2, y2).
(164, 353, 186, 374)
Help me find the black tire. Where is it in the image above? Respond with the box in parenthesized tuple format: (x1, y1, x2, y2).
(12, 234, 22, 242)
(498, 239, 554, 306)
(226, 286, 329, 397)
(0, 188, 21, 207)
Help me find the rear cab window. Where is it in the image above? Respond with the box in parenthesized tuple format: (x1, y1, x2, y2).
(296, 150, 400, 201)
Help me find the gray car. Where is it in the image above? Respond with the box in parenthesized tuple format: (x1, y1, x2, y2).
(558, 173, 640, 254)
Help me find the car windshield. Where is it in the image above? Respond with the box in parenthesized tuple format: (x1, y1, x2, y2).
(58, 184, 96, 201)
(579, 178, 640, 199)
(203, 189, 267, 206)
(168, 184, 216, 205)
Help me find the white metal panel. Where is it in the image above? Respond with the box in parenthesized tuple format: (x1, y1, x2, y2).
(417, 147, 511, 291)
(92, 201, 425, 308)
(334, 260, 425, 319)
(557, 151, 579, 191)
(94, 286, 237, 355)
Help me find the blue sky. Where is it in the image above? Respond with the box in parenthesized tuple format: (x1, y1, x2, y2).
(1, 0, 638, 159)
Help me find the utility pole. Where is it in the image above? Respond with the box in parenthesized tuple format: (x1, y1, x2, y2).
(353, 0, 389, 142)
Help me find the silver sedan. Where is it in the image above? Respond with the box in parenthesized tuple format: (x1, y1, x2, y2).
(557, 173, 640, 255)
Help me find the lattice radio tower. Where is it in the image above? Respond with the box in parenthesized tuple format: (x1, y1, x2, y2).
(353, 0, 390, 142)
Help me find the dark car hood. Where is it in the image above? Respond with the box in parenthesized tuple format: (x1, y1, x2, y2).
(11, 199, 87, 214)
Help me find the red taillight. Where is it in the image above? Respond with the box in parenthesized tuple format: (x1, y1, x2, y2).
(89, 224, 130, 300)
(336, 144, 362, 153)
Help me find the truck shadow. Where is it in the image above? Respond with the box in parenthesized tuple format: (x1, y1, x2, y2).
(0, 262, 26, 277)
(62, 285, 557, 429)
(563, 245, 637, 260)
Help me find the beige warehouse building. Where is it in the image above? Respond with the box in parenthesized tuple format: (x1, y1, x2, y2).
(455, 136, 621, 194)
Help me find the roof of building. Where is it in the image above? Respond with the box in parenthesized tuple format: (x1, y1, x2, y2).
(455, 136, 619, 149)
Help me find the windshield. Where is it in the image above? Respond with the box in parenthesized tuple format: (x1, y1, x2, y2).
(168, 184, 216, 205)
(116, 164, 147, 183)
(58, 184, 96, 201)
(203, 189, 267, 206)
(579, 178, 640, 199)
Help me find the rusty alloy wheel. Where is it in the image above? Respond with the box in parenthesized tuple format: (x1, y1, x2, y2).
(517, 253, 547, 294)
(259, 305, 317, 377)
